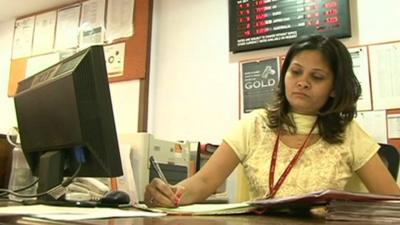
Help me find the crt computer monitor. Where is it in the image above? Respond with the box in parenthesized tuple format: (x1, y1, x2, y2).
(14, 45, 123, 201)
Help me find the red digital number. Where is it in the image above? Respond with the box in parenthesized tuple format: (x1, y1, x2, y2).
(240, 9, 250, 15)
(256, 28, 269, 34)
(255, 0, 265, 6)
(256, 14, 267, 20)
(256, 7, 266, 13)
(239, 3, 250, 9)
(239, 17, 251, 23)
(325, 9, 337, 16)
(324, 1, 337, 8)
(256, 21, 266, 27)
(326, 17, 338, 23)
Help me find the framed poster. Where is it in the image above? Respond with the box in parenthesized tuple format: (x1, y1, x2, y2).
(229, 0, 351, 53)
(240, 57, 280, 117)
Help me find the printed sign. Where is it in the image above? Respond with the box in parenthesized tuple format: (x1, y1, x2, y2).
(241, 57, 280, 114)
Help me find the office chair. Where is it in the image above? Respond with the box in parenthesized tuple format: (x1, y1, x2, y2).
(378, 143, 399, 180)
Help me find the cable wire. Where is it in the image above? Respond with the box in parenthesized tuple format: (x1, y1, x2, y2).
(0, 162, 82, 199)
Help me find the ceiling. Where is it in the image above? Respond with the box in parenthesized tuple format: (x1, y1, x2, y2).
(0, 0, 78, 22)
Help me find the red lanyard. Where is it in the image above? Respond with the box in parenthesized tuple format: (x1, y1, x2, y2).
(265, 122, 317, 199)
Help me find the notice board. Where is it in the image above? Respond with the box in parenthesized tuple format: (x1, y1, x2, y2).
(8, 0, 152, 97)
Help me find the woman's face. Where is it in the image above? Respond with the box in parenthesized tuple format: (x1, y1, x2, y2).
(284, 50, 335, 115)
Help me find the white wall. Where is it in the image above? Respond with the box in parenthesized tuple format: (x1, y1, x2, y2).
(148, 0, 239, 144)
(109, 80, 140, 134)
(0, 21, 17, 134)
(356, 0, 400, 44)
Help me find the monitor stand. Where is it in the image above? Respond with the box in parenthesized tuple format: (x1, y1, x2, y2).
(37, 151, 64, 202)
(22, 151, 128, 208)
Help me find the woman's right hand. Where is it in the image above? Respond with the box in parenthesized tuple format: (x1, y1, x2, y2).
(144, 178, 185, 208)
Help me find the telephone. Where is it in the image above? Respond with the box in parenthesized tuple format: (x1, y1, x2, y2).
(65, 177, 110, 201)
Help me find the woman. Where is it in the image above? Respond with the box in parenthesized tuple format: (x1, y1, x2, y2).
(144, 35, 400, 207)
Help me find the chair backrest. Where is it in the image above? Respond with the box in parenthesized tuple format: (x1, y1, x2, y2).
(378, 143, 399, 180)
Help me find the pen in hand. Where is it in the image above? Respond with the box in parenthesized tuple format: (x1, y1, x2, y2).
(149, 155, 185, 206)
(149, 155, 168, 183)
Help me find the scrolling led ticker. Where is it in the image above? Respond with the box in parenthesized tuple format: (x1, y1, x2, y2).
(229, 0, 351, 52)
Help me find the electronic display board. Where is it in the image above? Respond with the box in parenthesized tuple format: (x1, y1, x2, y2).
(229, 0, 351, 53)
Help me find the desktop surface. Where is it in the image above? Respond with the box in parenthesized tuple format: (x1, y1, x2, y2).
(0, 214, 380, 225)
(0, 200, 388, 225)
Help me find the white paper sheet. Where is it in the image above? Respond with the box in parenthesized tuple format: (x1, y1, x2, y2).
(106, 0, 135, 42)
(12, 16, 35, 59)
(355, 110, 387, 143)
(32, 11, 57, 55)
(387, 114, 400, 139)
(0, 205, 165, 221)
(80, 0, 106, 48)
(55, 5, 81, 50)
(349, 47, 372, 111)
(369, 42, 400, 110)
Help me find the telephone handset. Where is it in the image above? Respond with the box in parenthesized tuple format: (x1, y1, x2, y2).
(66, 177, 110, 201)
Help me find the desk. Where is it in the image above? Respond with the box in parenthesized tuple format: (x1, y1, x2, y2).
(0, 200, 382, 225)
(0, 214, 380, 225)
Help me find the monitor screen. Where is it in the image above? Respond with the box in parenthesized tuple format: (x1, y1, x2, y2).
(14, 46, 123, 201)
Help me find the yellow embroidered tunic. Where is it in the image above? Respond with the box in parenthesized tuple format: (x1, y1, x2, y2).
(224, 109, 379, 200)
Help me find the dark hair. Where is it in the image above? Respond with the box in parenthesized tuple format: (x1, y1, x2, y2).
(267, 35, 361, 144)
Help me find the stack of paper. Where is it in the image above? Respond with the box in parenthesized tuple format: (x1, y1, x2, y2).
(249, 189, 400, 222)
(326, 200, 400, 223)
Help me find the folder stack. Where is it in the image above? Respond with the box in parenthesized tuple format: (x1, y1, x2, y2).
(326, 200, 400, 223)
